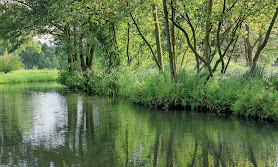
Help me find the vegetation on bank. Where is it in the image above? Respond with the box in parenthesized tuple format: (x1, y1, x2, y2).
(0, 69, 58, 84)
(2, 0, 278, 122)
(58, 64, 278, 121)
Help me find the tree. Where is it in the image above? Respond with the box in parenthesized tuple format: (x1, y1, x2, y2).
(0, 1, 33, 52)
(163, 0, 176, 80)
(250, 7, 278, 74)
(171, 0, 268, 79)
(19, 42, 64, 69)
(129, 1, 164, 71)
(0, 49, 22, 73)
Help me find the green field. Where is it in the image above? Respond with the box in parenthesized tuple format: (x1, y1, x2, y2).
(0, 69, 59, 84)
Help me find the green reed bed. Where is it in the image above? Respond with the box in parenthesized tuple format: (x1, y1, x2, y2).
(0, 69, 59, 84)
(58, 66, 278, 121)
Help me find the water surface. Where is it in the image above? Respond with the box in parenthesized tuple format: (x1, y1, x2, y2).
(0, 82, 277, 166)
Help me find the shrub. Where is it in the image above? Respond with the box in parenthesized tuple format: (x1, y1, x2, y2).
(0, 51, 22, 73)
(57, 70, 86, 90)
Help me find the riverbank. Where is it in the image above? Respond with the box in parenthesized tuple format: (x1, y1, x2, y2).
(58, 65, 278, 121)
(0, 69, 58, 84)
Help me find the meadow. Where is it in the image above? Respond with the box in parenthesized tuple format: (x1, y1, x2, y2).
(0, 69, 58, 84)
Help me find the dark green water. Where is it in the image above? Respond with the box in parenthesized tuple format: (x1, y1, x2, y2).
(0, 82, 278, 166)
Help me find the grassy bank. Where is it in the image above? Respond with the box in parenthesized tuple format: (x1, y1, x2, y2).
(58, 65, 278, 121)
(0, 69, 59, 84)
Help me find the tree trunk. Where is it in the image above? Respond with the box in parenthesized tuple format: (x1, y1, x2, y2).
(72, 26, 78, 71)
(244, 24, 253, 66)
(203, 0, 213, 62)
(86, 45, 95, 71)
(163, 0, 175, 80)
(171, 0, 177, 75)
(137, 48, 140, 68)
(274, 57, 278, 66)
(127, 22, 131, 66)
(251, 7, 278, 74)
(67, 55, 73, 72)
(79, 35, 86, 71)
(65, 24, 73, 72)
(152, 2, 164, 72)
(112, 22, 120, 67)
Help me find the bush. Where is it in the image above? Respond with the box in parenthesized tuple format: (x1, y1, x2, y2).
(57, 70, 86, 90)
(0, 51, 22, 73)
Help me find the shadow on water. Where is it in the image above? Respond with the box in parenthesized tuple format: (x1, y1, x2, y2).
(0, 82, 278, 166)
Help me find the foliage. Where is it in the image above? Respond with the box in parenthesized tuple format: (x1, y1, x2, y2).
(0, 50, 22, 73)
(57, 70, 86, 90)
(0, 1, 33, 53)
(2, 0, 278, 121)
(19, 43, 64, 69)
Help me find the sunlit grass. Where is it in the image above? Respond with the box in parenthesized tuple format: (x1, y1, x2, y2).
(0, 69, 59, 84)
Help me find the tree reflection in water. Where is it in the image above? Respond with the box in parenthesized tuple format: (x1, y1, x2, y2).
(0, 83, 278, 166)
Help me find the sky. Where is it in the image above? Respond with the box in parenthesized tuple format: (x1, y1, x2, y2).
(33, 34, 54, 46)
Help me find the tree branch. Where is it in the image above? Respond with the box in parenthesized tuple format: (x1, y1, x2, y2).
(129, 12, 162, 69)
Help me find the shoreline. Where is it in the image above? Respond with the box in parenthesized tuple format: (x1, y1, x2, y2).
(57, 68, 278, 122)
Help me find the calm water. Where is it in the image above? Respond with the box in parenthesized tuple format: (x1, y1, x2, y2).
(0, 82, 278, 166)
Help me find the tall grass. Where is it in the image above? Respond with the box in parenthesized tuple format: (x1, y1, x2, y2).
(58, 66, 278, 121)
(0, 69, 59, 84)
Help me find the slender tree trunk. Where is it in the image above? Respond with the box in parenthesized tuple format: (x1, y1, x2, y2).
(203, 0, 213, 62)
(251, 7, 278, 74)
(137, 47, 140, 68)
(152, 2, 164, 71)
(65, 24, 73, 72)
(171, 0, 177, 76)
(79, 35, 86, 71)
(222, 34, 231, 73)
(72, 26, 78, 71)
(112, 22, 120, 66)
(244, 24, 253, 66)
(196, 56, 200, 73)
(67, 55, 73, 72)
(86, 45, 95, 71)
(127, 22, 131, 66)
(163, 0, 175, 80)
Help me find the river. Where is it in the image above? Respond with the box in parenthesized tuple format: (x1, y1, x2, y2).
(0, 82, 277, 166)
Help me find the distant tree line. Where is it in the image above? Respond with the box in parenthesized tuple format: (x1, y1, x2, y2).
(19, 43, 66, 69)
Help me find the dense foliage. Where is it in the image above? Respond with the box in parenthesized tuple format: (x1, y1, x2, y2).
(1, 0, 278, 120)
(0, 50, 22, 73)
(19, 43, 66, 69)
